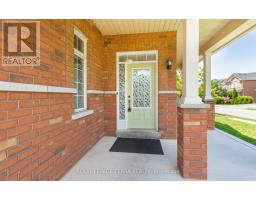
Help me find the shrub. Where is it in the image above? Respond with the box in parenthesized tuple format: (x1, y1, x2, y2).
(223, 96, 231, 104)
(232, 96, 254, 104)
(215, 96, 224, 104)
(231, 88, 238, 99)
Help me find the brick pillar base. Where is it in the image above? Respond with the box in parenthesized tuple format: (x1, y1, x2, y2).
(177, 106, 208, 179)
(203, 99, 215, 130)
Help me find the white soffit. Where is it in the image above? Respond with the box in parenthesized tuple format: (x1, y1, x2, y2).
(199, 19, 230, 47)
(92, 19, 182, 35)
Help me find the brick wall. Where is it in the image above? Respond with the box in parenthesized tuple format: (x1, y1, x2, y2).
(103, 32, 177, 138)
(0, 19, 105, 180)
(177, 107, 208, 179)
(241, 80, 256, 101)
(203, 99, 215, 130)
(0, 20, 178, 180)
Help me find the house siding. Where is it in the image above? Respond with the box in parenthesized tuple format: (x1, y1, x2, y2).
(241, 80, 256, 100)
(0, 19, 105, 180)
(103, 32, 177, 139)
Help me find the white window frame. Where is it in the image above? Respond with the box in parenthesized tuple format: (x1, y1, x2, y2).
(74, 28, 88, 113)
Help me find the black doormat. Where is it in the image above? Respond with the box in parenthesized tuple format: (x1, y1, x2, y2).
(109, 137, 164, 155)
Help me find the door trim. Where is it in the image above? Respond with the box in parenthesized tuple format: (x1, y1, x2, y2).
(116, 50, 158, 131)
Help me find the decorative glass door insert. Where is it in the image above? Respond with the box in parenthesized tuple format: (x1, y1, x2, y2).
(132, 69, 151, 108)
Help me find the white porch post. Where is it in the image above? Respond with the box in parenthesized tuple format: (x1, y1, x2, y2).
(203, 52, 213, 100)
(180, 19, 203, 105)
(178, 19, 209, 180)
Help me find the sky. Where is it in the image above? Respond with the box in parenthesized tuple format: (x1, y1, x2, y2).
(210, 28, 256, 80)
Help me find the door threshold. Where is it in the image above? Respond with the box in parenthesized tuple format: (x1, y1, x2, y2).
(116, 129, 160, 139)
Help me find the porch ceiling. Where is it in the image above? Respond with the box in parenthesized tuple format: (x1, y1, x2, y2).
(93, 19, 256, 66)
(93, 19, 182, 35)
(199, 20, 230, 46)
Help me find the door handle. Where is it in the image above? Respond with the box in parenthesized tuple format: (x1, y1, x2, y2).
(128, 95, 131, 112)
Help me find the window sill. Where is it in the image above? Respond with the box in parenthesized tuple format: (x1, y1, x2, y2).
(72, 110, 94, 120)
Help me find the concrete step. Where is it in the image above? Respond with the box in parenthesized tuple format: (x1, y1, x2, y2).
(116, 129, 161, 139)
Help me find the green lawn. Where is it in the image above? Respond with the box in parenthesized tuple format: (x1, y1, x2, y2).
(245, 108, 256, 111)
(216, 113, 256, 123)
(215, 113, 256, 145)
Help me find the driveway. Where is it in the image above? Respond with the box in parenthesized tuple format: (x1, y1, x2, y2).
(62, 130, 256, 181)
(215, 104, 256, 120)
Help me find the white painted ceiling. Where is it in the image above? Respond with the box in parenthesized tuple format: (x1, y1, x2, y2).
(93, 19, 182, 35)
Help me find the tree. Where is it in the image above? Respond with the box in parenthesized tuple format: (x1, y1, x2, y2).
(176, 67, 228, 98)
(176, 67, 204, 97)
(211, 79, 228, 97)
(198, 67, 204, 98)
(176, 69, 182, 97)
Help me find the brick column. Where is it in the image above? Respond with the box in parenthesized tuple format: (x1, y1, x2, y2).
(177, 106, 208, 179)
(203, 99, 215, 130)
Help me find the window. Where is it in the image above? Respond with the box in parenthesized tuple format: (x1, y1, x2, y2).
(74, 28, 87, 113)
(132, 68, 151, 108)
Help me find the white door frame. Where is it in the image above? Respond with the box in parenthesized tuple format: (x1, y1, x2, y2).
(116, 50, 158, 131)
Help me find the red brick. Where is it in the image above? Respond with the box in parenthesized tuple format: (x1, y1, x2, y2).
(7, 125, 32, 137)
(0, 102, 18, 110)
(19, 100, 39, 108)
(0, 155, 18, 171)
(0, 170, 7, 180)
(33, 106, 49, 114)
(19, 161, 38, 178)
(33, 120, 49, 130)
(8, 109, 32, 119)
(9, 93, 32, 100)
(0, 93, 7, 100)
(18, 147, 38, 160)
(7, 173, 19, 181)
(19, 116, 39, 126)
(10, 74, 34, 84)
(0, 71, 9, 81)
(18, 131, 38, 143)
(203, 99, 215, 130)
(241, 80, 256, 100)
(0, 112, 7, 120)
(0, 120, 18, 130)
(8, 157, 31, 175)
(177, 107, 208, 180)
(8, 142, 31, 157)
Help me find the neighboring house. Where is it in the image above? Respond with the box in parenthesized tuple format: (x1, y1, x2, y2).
(0, 19, 255, 181)
(219, 78, 228, 90)
(221, 72, 256, 99)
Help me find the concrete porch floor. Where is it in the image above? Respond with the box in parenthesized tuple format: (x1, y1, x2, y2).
(61, 130, 256, 181)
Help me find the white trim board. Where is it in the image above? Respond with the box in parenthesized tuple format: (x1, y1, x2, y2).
(72, 110, 94, 120)
(117, 50, 158, 56)
(87, 90, 104, 94)
(159, 91, 177, 94)
(87, 90, 117, 94)
(48, 86, 76, 93)
(0, 81, 76, 94)
(104, 91, 117, 94)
